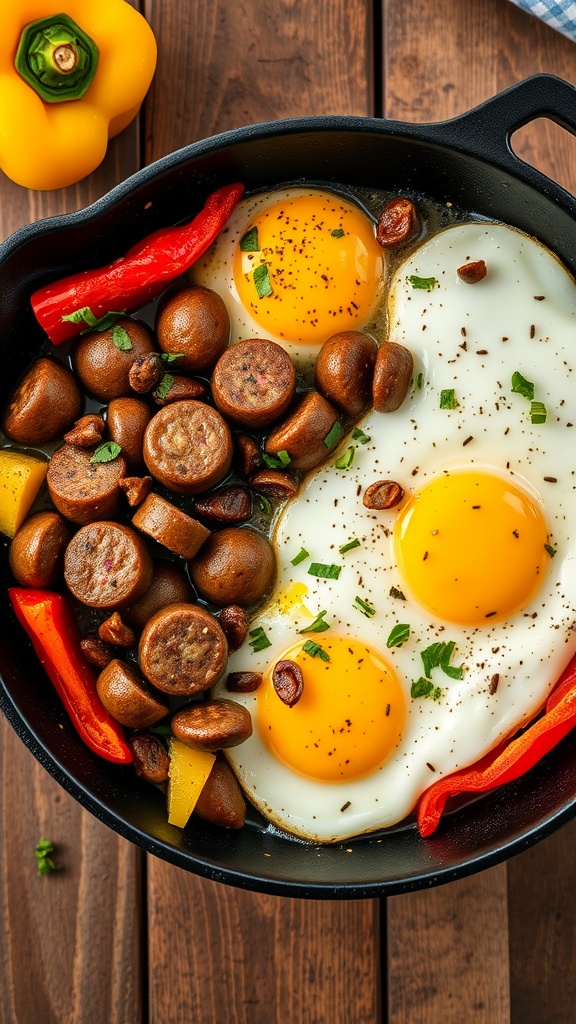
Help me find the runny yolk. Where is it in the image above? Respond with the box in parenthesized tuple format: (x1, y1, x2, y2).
(394, 469, 550, 626)
(234, 191, 384, 345)
(257, 636, 405, 782)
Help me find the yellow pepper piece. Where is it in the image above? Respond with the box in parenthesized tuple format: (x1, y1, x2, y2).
(0, 1, 157, 190)
(0, 450, 47, 537)
(167, 739, 216, 829)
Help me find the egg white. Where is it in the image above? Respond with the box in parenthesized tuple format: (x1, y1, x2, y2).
(190, 186, 384, 367)
(214, 221, 576, 842)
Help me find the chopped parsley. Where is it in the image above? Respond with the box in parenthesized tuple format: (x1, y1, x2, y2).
(302, 639, 330, 662)
(354, 595, 376, 618)
(111, 324, 132, 351)
(335, 446, 355, 469)
(389, 586, 406, 601)
(149, 724, 173, 737)
(352, 427, 371, 445)
(155, 373, 174, 401)
(440, 389, 458, 410)
(90, 441, 122, 464)
(411, 678, 442, 701)
(324, 421, 344, 449)
(545, 543, 557, 558)
(331, 228, 345, 238)
(300, 609, 330, 634)
(256, 493, 272, 515)
(253, 263, 273, 298)
(530, 400, 547, 424)
(161, 352, 185, 364)
(291, 548, 309, 566)
(240, 227, 259, 251)
(249, 626, 272, 653)
(339, 538, 361, 554)
(61, 307, 126, 333)
(386, 623, 410, 648)
(408, 274, 436, 291)
(308, 562, 341, 580)
(416, 371, 424, 389)
(421, 640, 464, 680)
(511, 371, 535, 402)
(35, 839, 61, 876)
(262, 449, 291, 469)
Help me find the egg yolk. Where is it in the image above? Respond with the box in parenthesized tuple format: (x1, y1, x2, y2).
(394, 469, 550, 625)
(234, 191, 384, 345)
(257, 636, 405, 782)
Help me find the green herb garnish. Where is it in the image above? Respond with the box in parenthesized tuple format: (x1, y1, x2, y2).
(302, 639, 330, 662)
(511, 371, 535, 402)
(421, 640, 464, 680)
(331, 228, 345, 238)
(240, 227, 259, 251)
(300, 610, 330, 634)
(411, 678, 442, 701)
(408, 275, 436, 291)
(111, 324, 132, 351)
(61, 307, 125, 332)
(416, 371, 424, 389)
(389, 586, 406, 601)
(335, 446, 355, 469)
(545, 543, 557, 558)
(352, 427, 371, 445)
(308, 562, 341, 580)
(155, 373, 174, 401)
(354, 596, 376, 618)
(149, 725, 173, 736)
(324, 421, 343, 449)
(530, 400, 547, 424)
(440, 389, 458, 410)
(161, 352, 185, 364)
(90, 441, 122, 464)
(262, 449, 291, 469)
(256, 493, 272, 515)
(291, 548, 309, 566)
(253, 263, 273, 298)
(386, 623, 410, 647)
(35, 839, 61, 876)
(249, 626, 272, 653)
(339, 538, 361, 554)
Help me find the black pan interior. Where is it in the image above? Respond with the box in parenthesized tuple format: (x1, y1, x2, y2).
(2, 108, 576, 898)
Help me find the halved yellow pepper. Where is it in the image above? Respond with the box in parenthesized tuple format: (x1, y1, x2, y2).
(0, 1, 157, 190)
(0, 450, 47, 537)
(167, 739, 216, 829)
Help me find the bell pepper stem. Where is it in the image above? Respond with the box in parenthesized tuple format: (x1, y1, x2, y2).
(15, 14, 99, 103)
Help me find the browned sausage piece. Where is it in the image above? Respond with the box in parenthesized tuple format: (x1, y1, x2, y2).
(194, 485, 252, 525)
(143, 400, 233, 496)
(156, 286, 230, 373)
(119, 475, 153, 507)
(151, 374, 205, 406)
(139, 603, 228, 696)
(80, 635, 115, 669)
(190, 526, 275, 607)
(96, 659, 168, 728)
(129, 732, 170, 784)
(249, 469, 299, 499)
(264, 391, 340, 471)
(106, 397, 151, 471)
(212, 339, 296, 429)
(128, 352, 163, 393)
(3, 357, 82, 445)
(98, 612, 136, 648)
(64, 522, 153, 609)
(73, 319, 155, 402)
(193, 756, 246, 829)
(234, 433, 262, 478)
(132, 492, 210, 559)
(9, 511, 71, 587)
(219, 605, 249, 652)
(171, 699, 252, 751)
(372, 342, 413, 413)
(314, 331, 378, 417)
(47, 444, 127, 525)
(64, 414, 105, 448)
(376, 198, 420, 248)
(123, 561, 193, 630)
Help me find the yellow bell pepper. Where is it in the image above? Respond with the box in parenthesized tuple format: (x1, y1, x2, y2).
(0, 450, 47, 537)
(167, 739, 216, 829)
(0, 1, 157, 190)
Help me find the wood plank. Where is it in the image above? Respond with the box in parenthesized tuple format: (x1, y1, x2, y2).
(144, 1, 381, 1022)
(0, 35, 145, 1024)
(383, 3, 576, 1023)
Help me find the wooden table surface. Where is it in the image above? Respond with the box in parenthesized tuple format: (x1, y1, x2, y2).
(1, 1, 576, 1022)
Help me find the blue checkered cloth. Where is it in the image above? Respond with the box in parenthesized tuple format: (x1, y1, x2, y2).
(507, 0, 576, 40)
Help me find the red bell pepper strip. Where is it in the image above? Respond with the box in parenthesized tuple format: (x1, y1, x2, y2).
(417, 654, 576, 838)
(31, 181, 244, 345)
(9, 587, 132, 764)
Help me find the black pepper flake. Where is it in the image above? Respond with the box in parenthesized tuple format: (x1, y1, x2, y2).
(340, 801, 351, 812)
(476, 349, 488, 355)
(512, 529, 519, 538)
(489, 673, 500, 695)
(426, 762, 436, 772)
(463, 436, 473, 446)
(385, 703, 391, 717)
(461, 327, 467, 337)
(544, 476, 557, 483)
(423, 551, 429, 561)
(485, 610, 497, 618)
(530, 324, 536, 339)
(534, 295, 545, 301)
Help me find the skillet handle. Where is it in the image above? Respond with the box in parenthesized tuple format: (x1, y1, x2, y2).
(430, 74, 576, 181)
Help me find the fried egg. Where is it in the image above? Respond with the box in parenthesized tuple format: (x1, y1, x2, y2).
(191, 187, 385, 364)
(214, 220, 576, 843)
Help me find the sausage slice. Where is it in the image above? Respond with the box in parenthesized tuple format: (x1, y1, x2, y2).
(264, 391, 340, 471)
(9, 511, 70, 587)
(139, 603, 228, 696)
(314, 331, 377, 416)
(3, 357, 81, 445)
(72, 319, 155, 402)
(212, 339, 296, 428)
(123, 561, 193, 630)
(96, 659, 169, 729)
(132, 492, 210, 559)
(372, 342, 413, 413)
(190, 526, 276, 606)
(64, 521, 153, 609)
(106, 398, 151, 471)
(47, 444, 127, 525)
(143, 400, 233, 495)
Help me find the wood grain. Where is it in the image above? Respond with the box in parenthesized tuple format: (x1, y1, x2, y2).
(144, 1, 381, 1021)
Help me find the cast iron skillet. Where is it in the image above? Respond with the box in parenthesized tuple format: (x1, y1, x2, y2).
(1, 73, 576, 899)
